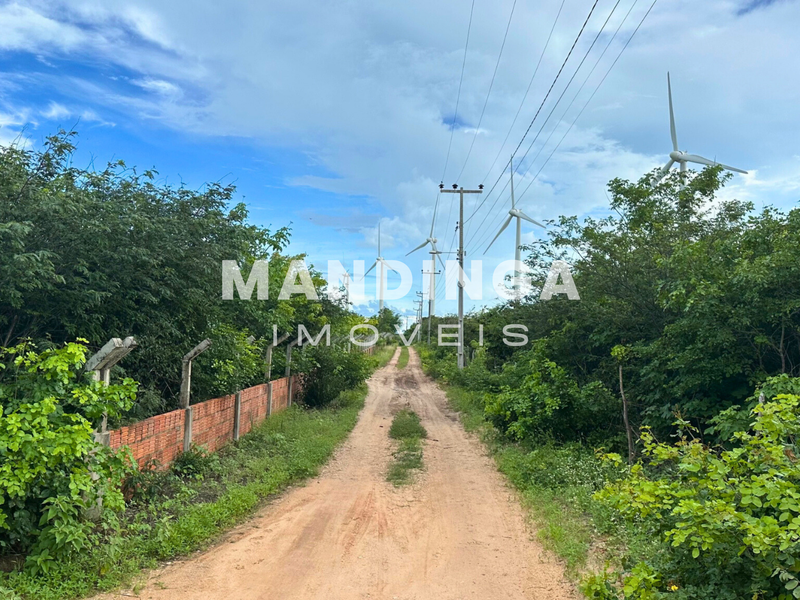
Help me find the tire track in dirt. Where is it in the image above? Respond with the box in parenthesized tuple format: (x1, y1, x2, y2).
(100, 346, 574, 600)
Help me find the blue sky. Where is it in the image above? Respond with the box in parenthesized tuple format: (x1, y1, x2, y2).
(1, 0, 799, 321)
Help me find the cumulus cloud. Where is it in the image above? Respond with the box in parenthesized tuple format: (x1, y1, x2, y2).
(1, 0, 797, 312)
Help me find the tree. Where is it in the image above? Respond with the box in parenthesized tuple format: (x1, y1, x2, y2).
(376, 307, 401, 334)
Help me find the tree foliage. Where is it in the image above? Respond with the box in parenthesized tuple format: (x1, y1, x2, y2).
(592, 393, 800, 599)
(0, 341, 136, 573)
(0, 132, 347, 418)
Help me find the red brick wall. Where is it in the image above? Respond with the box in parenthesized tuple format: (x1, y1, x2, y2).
(109, 374, 302, 468)
(108, 408, 185, 468)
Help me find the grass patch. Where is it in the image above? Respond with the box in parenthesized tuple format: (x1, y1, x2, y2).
(396, 346, 409, 369)
(386, 409, 427, 486)
(389, 409, 426, 440)
(0, 384, 370, 600)
(373, 345, 397, 369)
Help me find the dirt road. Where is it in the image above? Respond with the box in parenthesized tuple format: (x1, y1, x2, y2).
(108, 347, 574, 600)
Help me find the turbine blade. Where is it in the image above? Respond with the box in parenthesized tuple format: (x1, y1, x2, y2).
(683, 154, 747, 174)
(437, 253, 447, 271)
(516, 210, 545, 228)
(484, 215, 513, 254)
(364, 261, 377, 278)
(406, 240, 429, 256)
(660, 159, 675, 178)
(381, 259, 398, 274)
(668, 72, 678, 151)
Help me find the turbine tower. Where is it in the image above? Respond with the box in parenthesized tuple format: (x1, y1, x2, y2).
(407, 198, 446, 337)
(342, 271, 351, 306)
(485, 158, 545, 294)
(364, 221, 396, 313)
(658, 72, 747, 180)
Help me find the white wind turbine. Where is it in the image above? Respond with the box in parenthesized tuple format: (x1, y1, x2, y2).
(658, 72, 747, 180)
(485, 157, 545, 280)
(407, 199, 447, 339)
(364, 221, 397, 313)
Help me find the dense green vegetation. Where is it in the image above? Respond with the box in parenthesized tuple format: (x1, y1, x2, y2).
(421, 167, 800, 599)
(0, 379, 374, 600)
(0, 132, 391, 593)
(0, 131, 365, 420)
(386, 409, 427, 486)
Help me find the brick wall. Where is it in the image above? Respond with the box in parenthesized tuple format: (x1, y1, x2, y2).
(109, 374, 302, 468)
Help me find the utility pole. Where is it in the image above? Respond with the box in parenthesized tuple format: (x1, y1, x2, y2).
(415, 291, 424, 325)
(422, 264, 441, 344)
(440, 183, 483, 369)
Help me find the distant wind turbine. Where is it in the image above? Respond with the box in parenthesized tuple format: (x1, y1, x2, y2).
(407, 199, 446, 342)
(658, 72, 747, 180)
(406, 199, 446, 270)
(485, 157, 545, 258)
(364, 221, 397, 313)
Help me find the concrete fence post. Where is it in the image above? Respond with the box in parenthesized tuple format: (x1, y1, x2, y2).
(180, 339, 211, 453)
(86, 336, 137, 446)
(267, 381, 274, 416)
(183, 406, 194, 452)
(233, 391, 242, 441)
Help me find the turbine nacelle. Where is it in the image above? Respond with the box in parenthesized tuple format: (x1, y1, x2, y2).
(657, 72, 747, 182)
(669, 150, 686, 162)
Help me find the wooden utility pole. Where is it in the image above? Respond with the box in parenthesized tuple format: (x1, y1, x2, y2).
(440, 184, 482, 369)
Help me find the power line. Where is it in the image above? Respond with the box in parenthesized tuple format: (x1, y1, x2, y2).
(511, 0, 623, 178)
(480, 0, 567, 186)
(463, 0, 565, 246)
(509, 0, 600, 162)
(455, 0, 518, 183)
(511, 0, 640, 204)
(515, 0, 659, 204)
(462, 0, 601, 245)
(441, 0, 476, 184)
(439, 0, 477, 256)
(468, 0, 626, 253)
(474, 0, 657, 255)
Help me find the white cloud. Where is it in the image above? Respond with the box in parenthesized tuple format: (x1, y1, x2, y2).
(132, 77, 181, 97)
(2, 0, 798, 313)
(41, 101, 70, 120)
(0, 3, 86, 52)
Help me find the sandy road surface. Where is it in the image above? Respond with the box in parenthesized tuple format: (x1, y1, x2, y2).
(104, 347, 574, 600)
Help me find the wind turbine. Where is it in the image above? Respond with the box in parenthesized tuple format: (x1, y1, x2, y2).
(658, 72, 747, 180)
(485, 157, 545, 272)
(342, 271, 351, 306)
(407, 198, 446, 343)
(364, 221, 397, 313)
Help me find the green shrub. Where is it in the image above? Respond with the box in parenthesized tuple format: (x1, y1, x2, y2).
(301, 345, 373, 407)
(594, 394, 800, 599)
(171, 446, 219, 479)
(484, 342, 618, 444)
(0, 341, 137, 574)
